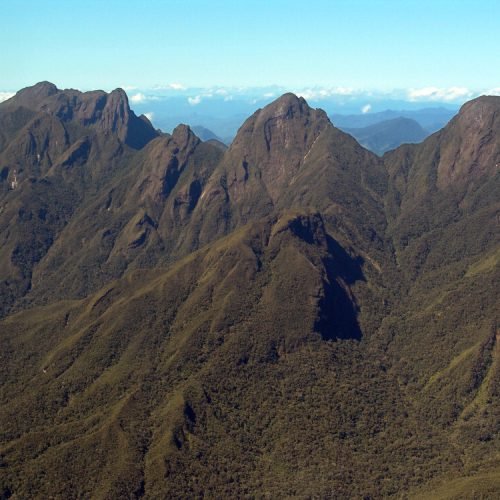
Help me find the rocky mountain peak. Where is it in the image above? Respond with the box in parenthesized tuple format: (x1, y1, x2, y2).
(226, 93, 332, 201)
(256, 92, 308, 121)
(436, 95, 499, 188)
(8, 81, 59, 109)
(171, 124, 200, 151)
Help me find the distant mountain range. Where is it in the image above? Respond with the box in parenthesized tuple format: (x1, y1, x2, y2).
(331, 106, 456, 132)
(343, 117, 428, 155)
(0, 83, 498, 498)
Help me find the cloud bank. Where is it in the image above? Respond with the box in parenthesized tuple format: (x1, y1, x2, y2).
(407, 86, 473, 102)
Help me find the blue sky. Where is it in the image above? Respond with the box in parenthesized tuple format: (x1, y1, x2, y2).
(1, 0, 499, 103)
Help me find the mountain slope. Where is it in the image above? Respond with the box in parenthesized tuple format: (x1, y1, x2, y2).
(0, 85, 499, 498)
(0, 84, 227, 315)
(0, 212, 388, 498)
(184, 93, 388, 264)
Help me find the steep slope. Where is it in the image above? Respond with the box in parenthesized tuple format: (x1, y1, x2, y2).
(0, 84, 225, 315)
(344, 117, 428, 155)
(24, 124, 223, 306)
(0, 87, 499, 498)
(379, 95, 500, 495)
(0, 83, 154, 315)
(1, 89, 389, 315)
(184, 93, 389, 266)
(384, 95, 499, 282)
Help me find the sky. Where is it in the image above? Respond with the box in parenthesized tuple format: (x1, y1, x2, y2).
(1, 0, 499, 104)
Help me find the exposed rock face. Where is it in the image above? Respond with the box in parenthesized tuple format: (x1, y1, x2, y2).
(132, 124, 204, 208)
(436, 96, 500, 188)
(189, 92, 386, 258)
(226, 93, 332, 202)
(2, 82, 158, 150)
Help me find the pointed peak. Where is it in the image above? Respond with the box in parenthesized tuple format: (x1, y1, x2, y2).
(273, 92, 306, 106)
(172, 124, 200, 149)
(260, 92, 310, 119)
(109, 87, 129, 102)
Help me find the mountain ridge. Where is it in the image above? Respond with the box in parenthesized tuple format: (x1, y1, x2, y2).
(0, 82, 499, 498)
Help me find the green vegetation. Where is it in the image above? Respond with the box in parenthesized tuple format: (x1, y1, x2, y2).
(0, 85, 498, 498)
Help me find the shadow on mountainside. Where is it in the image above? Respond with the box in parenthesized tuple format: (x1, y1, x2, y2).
(315, 234, 365, 341)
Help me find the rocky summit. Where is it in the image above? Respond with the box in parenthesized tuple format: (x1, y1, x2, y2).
(0, 83, 499, 498)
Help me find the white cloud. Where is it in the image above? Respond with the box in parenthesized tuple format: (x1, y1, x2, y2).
(407, 86, 473, 102)
(334, 87, 356, 96)
(361, 104, 372, 114)
(224, 95, 234, 101)
(486, 87, 500, 96)
(130, 92, 146, 103)
(168, 82, 185, 90)
(144, 112, 154, 122)
(294, 87, 357, 100)
(263, 92, 275, 98)
(152, 82, 186, 91)
(121, 85, 137, 91)
(294, 89, 320, 100)
(188, 95, 202, 105)
(129, 92, 159, 103)
(215, 88, 229, 96)
(0, 91, 15, 103)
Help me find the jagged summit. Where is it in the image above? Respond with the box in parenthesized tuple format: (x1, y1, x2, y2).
(223, 93, 332, 201)
(171, 123, 201, 151)
(1, 81, 158, 150)
(232, 92, 330, 144)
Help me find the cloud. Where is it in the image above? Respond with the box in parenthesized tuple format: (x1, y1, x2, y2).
(144, 112, 154, 122)
(215, 88, 229, 96)
(0, 91, 15, 103)
(263, 92, 275, 98)
(121, 85, 137, 91)
(407, 86, 473, 102)
(168, 82, 185, 90)
(188, 95, 202, 105)
(152, 82, 186, 91)
(129, 92, 159, 103)
(361, 104, 372, 114)
(130, 92, 146, 103)
(294, 87, 357, 100)
(486, 87, 500, 96)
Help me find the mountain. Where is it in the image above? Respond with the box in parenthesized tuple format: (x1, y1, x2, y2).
(344, 117, 428, 155)
(191, 125, 225, 143)
(0, 84, 498, 498)
(331, 106, 456, 132)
